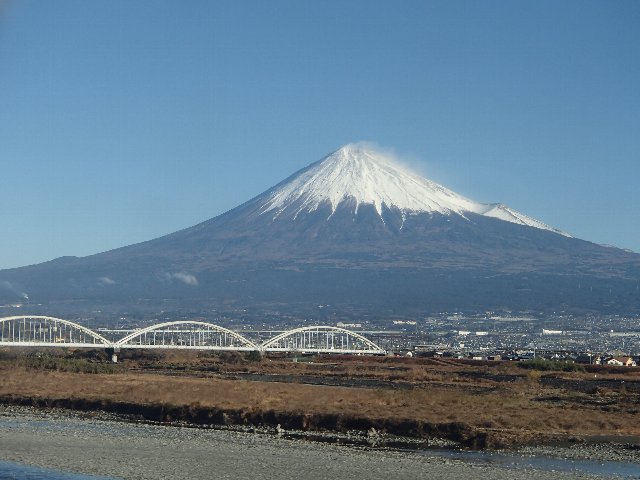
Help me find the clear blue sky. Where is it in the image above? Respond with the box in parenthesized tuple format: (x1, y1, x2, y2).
(1, 0, 638, 269)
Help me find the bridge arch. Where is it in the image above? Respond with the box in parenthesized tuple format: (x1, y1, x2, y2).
(115, 320, 260, 351)
(261, 325, 385, 354)
(0, 316, 111, 347)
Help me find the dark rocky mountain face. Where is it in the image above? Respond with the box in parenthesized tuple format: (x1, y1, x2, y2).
(1, 145, 639, 317)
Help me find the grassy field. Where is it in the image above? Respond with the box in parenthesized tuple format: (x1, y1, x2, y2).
(1, 349, 639, 448)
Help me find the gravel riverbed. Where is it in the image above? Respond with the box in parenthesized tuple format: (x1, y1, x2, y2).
(0, 406, 638, 480)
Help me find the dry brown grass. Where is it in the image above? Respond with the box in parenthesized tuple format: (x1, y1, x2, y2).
(1, 353, 639, 442)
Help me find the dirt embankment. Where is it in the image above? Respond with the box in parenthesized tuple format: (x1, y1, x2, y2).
(0, 394, 493, 448)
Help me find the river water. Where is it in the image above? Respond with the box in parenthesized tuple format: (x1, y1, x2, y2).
(0, 461, 115, 479)
(0, 408, 638, 479)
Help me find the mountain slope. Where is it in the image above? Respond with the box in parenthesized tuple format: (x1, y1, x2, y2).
(1, 144, 638, 316)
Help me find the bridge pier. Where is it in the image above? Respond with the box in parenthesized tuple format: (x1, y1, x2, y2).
(105, 347, 120, 363)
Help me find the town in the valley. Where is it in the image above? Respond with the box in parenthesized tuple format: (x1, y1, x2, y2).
(3, 301, 638, 366)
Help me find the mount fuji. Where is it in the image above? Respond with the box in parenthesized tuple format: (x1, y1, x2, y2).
(1, 144, 639, 317)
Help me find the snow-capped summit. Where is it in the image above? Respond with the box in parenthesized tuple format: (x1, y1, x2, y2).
(260, 144, 568, 236)
(261, 144, 478, 216)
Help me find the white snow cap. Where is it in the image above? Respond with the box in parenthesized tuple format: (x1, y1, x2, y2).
(261, 143, 568, 236)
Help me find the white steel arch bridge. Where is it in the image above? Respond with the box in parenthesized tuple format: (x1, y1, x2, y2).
(0, 316, 386, 357)
(114, 320, 260, 351)
(261, 325, 385, 354)
(0, 316, 111, 348)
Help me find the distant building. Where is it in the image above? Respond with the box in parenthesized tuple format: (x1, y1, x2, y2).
(606, 356, 637, 367)
(393, 320, 417, 326)
(542, 329, 564, 335)
(336, 322, 362, 328)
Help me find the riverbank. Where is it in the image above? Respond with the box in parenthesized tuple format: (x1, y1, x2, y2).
(1, 351, 639, 450)
(2, 406, 639, 480)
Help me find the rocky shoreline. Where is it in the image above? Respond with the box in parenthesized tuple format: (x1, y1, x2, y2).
(0, 393, 498, 449)
(3, 405, 639, 479)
